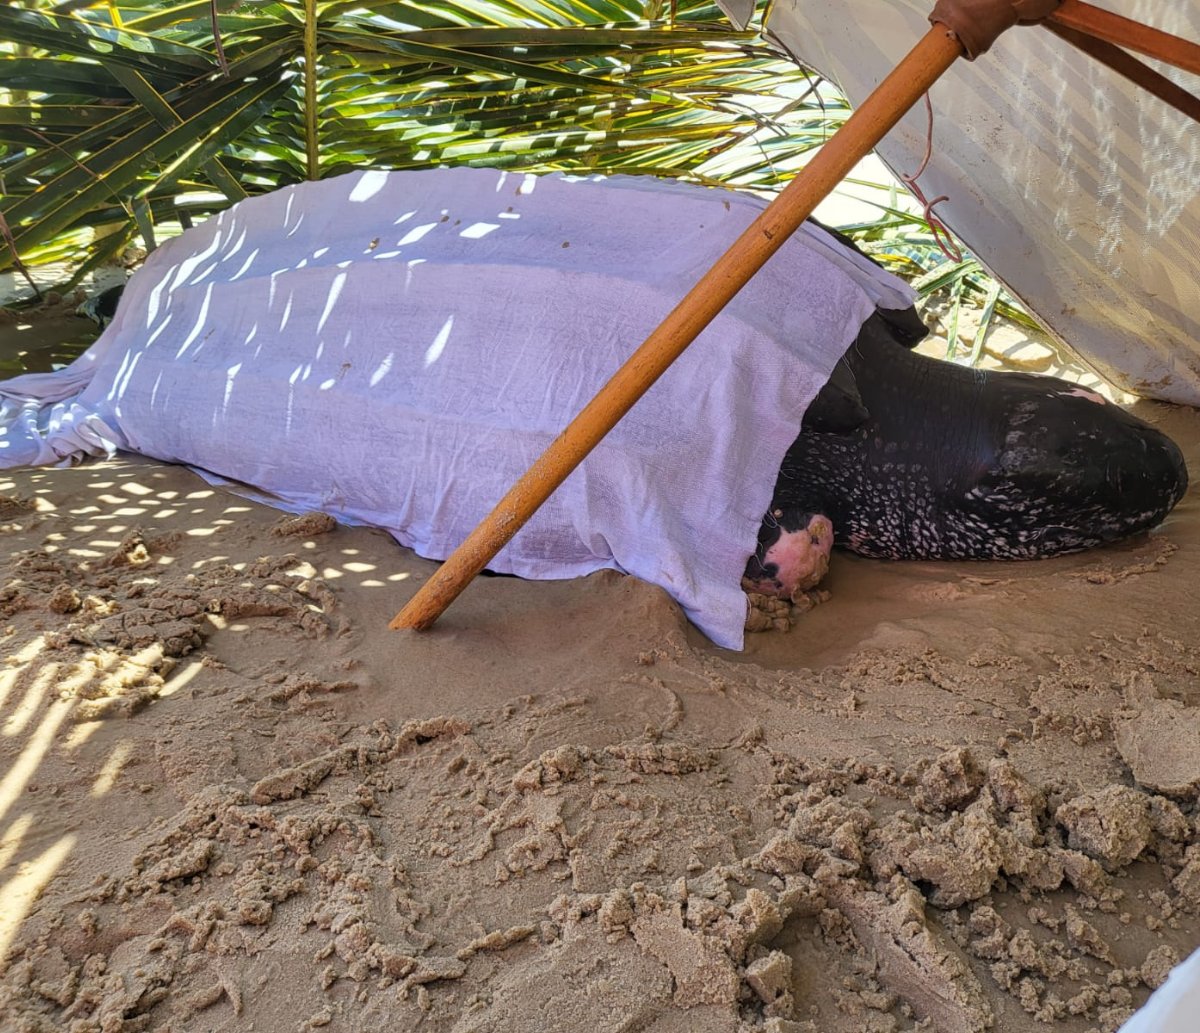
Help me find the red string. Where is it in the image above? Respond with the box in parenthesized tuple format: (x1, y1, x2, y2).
(899, 94, 963, 263)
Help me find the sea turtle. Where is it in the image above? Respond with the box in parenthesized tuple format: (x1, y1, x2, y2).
(744, 307, 1189, 602)
(56, 215, 1191, 620)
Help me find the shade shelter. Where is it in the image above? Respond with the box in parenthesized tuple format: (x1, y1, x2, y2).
(760, 0, 1200, 404)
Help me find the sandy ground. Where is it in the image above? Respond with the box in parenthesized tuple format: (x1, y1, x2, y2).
(0, 394, 1196, 1033)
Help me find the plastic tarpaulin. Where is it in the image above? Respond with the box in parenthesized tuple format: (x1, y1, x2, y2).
(758, 0, 1200, 404)
(1118, 946, 1200, 1032)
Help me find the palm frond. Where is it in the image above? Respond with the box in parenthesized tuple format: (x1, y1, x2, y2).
(0, 0, 1028, 352)
(0, 0, 850, 272)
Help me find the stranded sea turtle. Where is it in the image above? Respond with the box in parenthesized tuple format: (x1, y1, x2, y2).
(66, 200, 1189, 626)
(744, 303, 1189, 602)
(78, 271, 1190, 615)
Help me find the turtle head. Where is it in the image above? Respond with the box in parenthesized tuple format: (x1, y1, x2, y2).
(744, 509, 834, 601)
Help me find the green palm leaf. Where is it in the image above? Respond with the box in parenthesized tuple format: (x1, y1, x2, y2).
(1, 0, 836, 272)
(0, 5, 209, 76)
(0, 0, 1028, 354)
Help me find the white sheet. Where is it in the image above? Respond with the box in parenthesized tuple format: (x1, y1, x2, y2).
(0, 168, 914, 648)
(1119, 947, 1200, 1033)
(762, 0, 1200, 404)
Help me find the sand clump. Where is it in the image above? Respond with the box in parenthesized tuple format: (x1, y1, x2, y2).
(744, 585, 831, 634)
(0, 494, 39, 523)
(272, 512, 339, 538)
(0, 521, 335, 722)
(4, 687, 1199, 1033)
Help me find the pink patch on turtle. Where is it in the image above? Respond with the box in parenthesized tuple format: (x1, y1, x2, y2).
(747, 514, 834, 602)
(1059, 386, 1107, 405)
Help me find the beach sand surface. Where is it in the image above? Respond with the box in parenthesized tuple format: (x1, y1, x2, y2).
(0, 398, 1197, 1033)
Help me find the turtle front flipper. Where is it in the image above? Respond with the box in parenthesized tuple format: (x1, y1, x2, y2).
(75, 285, 125, 329)
(802, 357, 868, 434)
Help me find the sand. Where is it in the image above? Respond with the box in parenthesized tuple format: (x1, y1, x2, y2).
(0, 397, 1197, 1033)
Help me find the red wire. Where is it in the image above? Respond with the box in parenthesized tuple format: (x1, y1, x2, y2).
(899, 94, 964, 263)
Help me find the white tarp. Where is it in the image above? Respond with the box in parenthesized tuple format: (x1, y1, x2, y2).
(0, 168, 915, 649)
(762, 0, 1200, 404)
(1119, 946, 1200, 1033)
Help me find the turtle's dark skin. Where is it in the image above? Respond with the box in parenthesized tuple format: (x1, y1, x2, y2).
(746, 284, 1188, 598)
(75, 284, 126, 329)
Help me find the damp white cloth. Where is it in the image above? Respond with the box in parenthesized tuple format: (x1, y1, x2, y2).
(0, 168, 913, 648)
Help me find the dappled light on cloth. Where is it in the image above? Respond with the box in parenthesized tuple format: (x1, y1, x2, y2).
(0, 169, 914, 649)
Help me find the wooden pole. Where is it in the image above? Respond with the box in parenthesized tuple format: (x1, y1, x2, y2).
(1048, 0, 1200, 78)
(390, 23, 965, 632)
(1044, 22, 1200, 126)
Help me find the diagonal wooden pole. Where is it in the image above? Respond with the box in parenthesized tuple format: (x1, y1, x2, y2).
(390, 23, 966, 632)
(1045, 21, 1200, 125)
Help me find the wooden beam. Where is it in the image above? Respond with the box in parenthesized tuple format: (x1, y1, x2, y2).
(1049, 0, 1200, 77)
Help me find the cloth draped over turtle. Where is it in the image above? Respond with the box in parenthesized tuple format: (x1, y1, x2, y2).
(0, 168, 914, 649)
